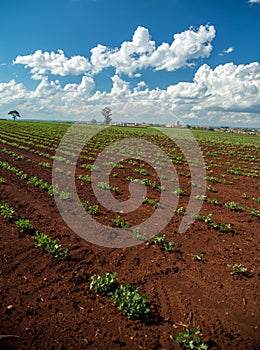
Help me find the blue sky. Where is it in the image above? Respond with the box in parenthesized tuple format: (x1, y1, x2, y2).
(0, 0, 260, 126)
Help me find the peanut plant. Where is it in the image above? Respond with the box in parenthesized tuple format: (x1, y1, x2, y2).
(172, 326, 208, 349)
(32, 231, 69, 260)
(152, 234, 176, 251)
(89, 272, 150, 320)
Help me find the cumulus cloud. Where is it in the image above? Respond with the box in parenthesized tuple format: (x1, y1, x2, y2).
(2, 25, 259, 126)
(0, 80, 27, 103)
(90, 25, 215, 75)
(191, 62, 260, 113)
(248, 0, 260, 3)
(144, 25, 215, 71)
(1, 62, 259, 125)
(14, 49, 92, 78)
(14, 25, 215, 78)
(64, 75, 95, 94)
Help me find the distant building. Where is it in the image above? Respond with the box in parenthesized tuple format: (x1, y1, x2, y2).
(166, 120, 180, 128)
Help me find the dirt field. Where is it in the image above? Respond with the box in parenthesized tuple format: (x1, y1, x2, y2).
(0, 121, 259, 349)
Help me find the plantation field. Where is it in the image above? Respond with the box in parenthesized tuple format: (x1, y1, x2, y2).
(0, 120, 259, 350)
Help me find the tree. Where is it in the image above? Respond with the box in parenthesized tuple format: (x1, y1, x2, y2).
(91, 118, 97, 125)
(8, 110, 21, 121)
(101, 107, 112, 125)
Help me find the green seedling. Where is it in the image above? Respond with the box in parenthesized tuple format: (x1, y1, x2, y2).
(252, 197, 260, 203)
(142, 197, 160, 208)
(132, 227, 148, 241)
(97, 182, 118, 193)
(81, 201, 99, 215)
(248, 208, 260, 218)
(228, 263, 248, 276)
(77, 174, 91, 183)
(173, 188, 187, 196)
(195, 195, 207, 201)
(191, 253, 204, 261)
(32, 231, 69, 260)
(176, 206, 185, 214)
(134, 168, 148, 176)
(140, 179, 158, 188)
(0, 203, 15, 221)
(225, 201, 243, 212)
(110, 284, 150, 319)
(15, 219, 34, 233)
(173, 326, 208, 349)
(48, 184, 59, 196)
(111, 215, 129, 228)
(206, 184, 216, 192)
(152, 234, 176, 251)
(90, 272, 117, 294)
(80, 164, 99, 171)
(38, 161, 51, 168)
(0, 177, 6, 184)
(207, 198, 218, 205)
(58, 191, 71, 200)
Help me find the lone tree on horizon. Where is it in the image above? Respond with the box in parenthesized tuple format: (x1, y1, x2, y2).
(8, 110, 21, 121)
(101, 107, 112, 125)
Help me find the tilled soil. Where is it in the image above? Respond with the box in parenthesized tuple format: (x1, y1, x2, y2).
(0, 124, 259, 350)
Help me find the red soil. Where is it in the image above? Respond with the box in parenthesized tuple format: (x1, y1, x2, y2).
(0, 128, 259, 350)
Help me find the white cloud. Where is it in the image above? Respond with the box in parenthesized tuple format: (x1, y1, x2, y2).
(2, 25, 259, 126)
(248, 0, 260, 3)
(0, 80, 27, 104)
(90, 25, 215, 75)
(14, 49, 92, 78)
(64, 75, 95, 94)
(219, 47, 234, 56)
(144, 25, 215, 71)
(14, 25, 215, 78)
(1, 61, 259, 126)
(90, 26, 156, 75)
(192, 62, 260, 109)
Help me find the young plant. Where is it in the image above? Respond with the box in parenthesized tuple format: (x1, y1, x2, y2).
(77, 174, 91, 183)
(141, 179, 158, 189)
(206, 184, 216, 192)
(0, 203, 15, 221)
(110, 284, 150, 319)
(218, 222, 231, 233)
(15, 219, 34, 233)
(195, 195, 207, 201)
(97, 182, 118, 193)
(111, 215, 129, 228)
(0, 177, 6, 184)
(58, 191, 72, 200)
(134, 168, 148, 176)
(176, 206, 185, 215)
(248, 208, 260, 218)
(152, 234, 176, 251)
(132, 227, 148, 241)
(207, 197, 218, 205)
(142, 197, 160, 208)
(173, 326, 208, 350)
(89, 272, 117, 294)
(225, 201, 243, 212)
(32, 231, 69, 260)
(38, 161, 51, 168)
(81, 201, 99, 215)
(173, 188, 187, 196)
(80, 164, 99, 171)
(191, 253, 204, 261)
(227, 263, 248, 276)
